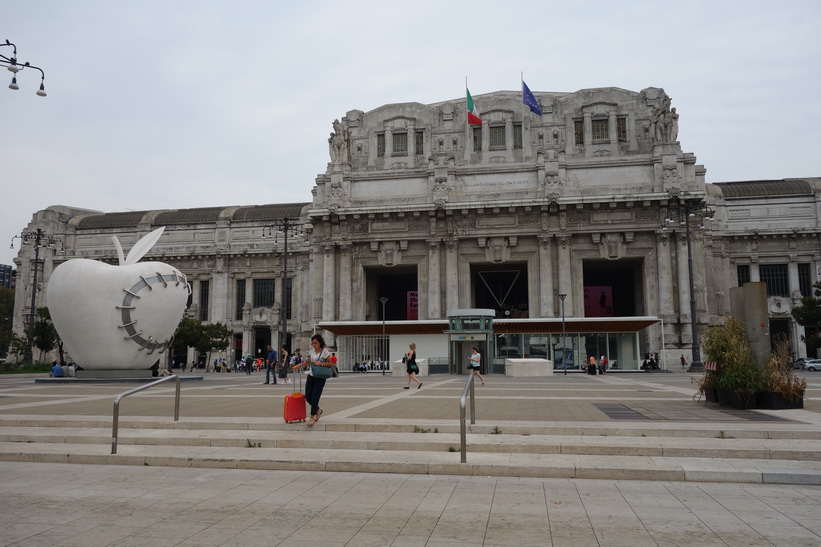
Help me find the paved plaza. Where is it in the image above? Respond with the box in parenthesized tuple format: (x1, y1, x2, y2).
(1, 370, 821, 545)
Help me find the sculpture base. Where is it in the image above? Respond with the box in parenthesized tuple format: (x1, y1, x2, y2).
(77, 369, 153, 378)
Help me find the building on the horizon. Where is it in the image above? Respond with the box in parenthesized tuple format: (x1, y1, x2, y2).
(10, 86, 821, 370)
(0, 264, 13, 289)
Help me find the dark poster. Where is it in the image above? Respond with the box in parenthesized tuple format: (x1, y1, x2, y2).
(584, 286, 613, 317)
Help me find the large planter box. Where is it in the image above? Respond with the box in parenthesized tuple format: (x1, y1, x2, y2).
(716, 388, 757, 409)
(704, 386, 718, 403)
(756, 390, 804, 410)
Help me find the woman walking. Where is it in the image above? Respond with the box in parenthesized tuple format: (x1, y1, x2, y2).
(302, 334, 332, 426)
(404, 342, 422, 389)
(468, 346, 485, 385)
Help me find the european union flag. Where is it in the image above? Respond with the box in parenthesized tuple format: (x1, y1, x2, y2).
(522, 80, 542, 115)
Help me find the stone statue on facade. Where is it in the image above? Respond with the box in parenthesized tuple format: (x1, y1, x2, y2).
(328, 119, 350, 163)
(650, 91, 679, 143)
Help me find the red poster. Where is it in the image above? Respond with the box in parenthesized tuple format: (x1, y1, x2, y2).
(407, 291, 418, 320)
(584, 286, 613, 317)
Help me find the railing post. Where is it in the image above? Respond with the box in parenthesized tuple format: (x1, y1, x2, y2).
(111, 374, 181, 455)
(459, 373, 475, 463)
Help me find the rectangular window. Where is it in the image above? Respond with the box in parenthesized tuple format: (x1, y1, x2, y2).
(235, 279, 246, 320)
(376, 133, 385, 157)
(489, 126, 505, 149)
(199, 280, 209, 321)
(592, 119, 609, 142)
(574, 120, 583, 145)
(415, 130, 424, 155)
(285, 277, 293, 320)
(799, 263, 812, 298)
(759, 264, 789, 297)
(513, 124, 522, 149)
(392, 132, 408, 155)
(253, 278, 275, 308)
(473, 127, 482, 151)
(737, 265, 750, 287)
(617, 116, 627, 142)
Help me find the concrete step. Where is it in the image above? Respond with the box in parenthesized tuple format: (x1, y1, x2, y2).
(1, 440, 820, 485)
(3, 426, 821, 461)
(2, 414, 821, 484)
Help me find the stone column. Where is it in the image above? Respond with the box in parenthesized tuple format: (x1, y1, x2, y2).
(427, 239, 441, 319)
(676, 233, 692, 344)
(385, 129, 393, 160)
(445, 238, 459, 313)
(505, 117, 513, 152)
(557, 235, 572, 313)
(338, 243, 352, 320)
(656, 232, 675, 317)
(583, 112, 593, 157)
(789, 261, 800, 296)
(538, 236, 554, 317)
(322, 245, 336, 321)
(608, 111, 618, 156)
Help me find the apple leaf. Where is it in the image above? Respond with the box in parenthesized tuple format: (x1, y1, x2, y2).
(124, 227, 166, 265)
(111, 236, 126, 266)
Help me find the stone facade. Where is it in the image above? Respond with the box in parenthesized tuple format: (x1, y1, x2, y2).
(11, 87, 821, 368)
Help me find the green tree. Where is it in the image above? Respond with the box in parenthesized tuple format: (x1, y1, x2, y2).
(0, 286, 13, 356)
(32, 307, 61, 364)
(792, 281, 821, 352)
(172, 316, 233, 369)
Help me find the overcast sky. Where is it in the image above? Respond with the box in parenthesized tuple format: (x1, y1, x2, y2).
(3, 0, 820, 267)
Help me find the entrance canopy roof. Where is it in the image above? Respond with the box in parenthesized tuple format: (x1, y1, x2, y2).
(318, 317, 661, 336)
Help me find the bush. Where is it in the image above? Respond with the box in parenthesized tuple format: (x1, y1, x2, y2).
(0, 362, 52, 374)
(703, 316, 761, 397)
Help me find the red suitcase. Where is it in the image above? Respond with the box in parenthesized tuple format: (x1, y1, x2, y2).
(284, 369, 306, 423)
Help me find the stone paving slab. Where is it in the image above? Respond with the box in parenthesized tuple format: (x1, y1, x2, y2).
(3, 372, 821, 544)
(2, 461, 821, 546)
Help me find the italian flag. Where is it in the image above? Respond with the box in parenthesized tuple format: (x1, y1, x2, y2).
(466, 87, 482, 125)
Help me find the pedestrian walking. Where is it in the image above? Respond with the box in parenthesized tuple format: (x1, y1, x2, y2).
(404, 342, 422, 389)
(468, 346, 485, 385)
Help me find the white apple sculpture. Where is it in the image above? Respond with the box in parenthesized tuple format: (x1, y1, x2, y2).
(46, 227, 189, 370)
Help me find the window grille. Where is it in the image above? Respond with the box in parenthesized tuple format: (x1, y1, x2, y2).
(199, 280, 209, 321)
(737, 265, 750, 287)
(235, 279, 246, 320)
(415, 130, 424, 154)
(592, 119, 609, 142)
(799, 263, 812, 298)
(473, 127, 482, 151)
(376, 133, 385, 157)
(759, 264, 789, 297)
(574, 120, 583, 145)
(513, 124, 522, 149)
(617, 117, 627, 141)
(253, 279, 275, 307)
(392, 132, 408, 155)
(489, 126, 505, 149)
(285, 277, 293, 319)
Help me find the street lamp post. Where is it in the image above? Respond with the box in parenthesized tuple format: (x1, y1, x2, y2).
(262, 218, 301, 358)
(559, 294, 567, 376)
(379, 297, 388, 374)
(2, 39, 48, 96)
(664, 197, 713, 373)
(10, 228, 61, 364)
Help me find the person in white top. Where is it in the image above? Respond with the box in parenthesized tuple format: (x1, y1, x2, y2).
(297, 334, 332, 426)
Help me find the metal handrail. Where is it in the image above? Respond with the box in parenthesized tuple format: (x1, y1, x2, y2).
(459, 373, 476, 463)
(111, 374, 181, 454)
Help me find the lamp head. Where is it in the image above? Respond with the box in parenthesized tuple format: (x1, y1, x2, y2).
(8, 75, 18, 90)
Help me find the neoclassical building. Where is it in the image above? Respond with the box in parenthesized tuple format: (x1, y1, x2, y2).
(12, 86, 821, 371)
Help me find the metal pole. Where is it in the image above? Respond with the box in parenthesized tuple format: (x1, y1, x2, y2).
(24, 229, 42, 364)
(380, 297, 388, 374)
(280, 218, 289, 354)
(559, 294, 567, 375)
(684, 209, 703, 372)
